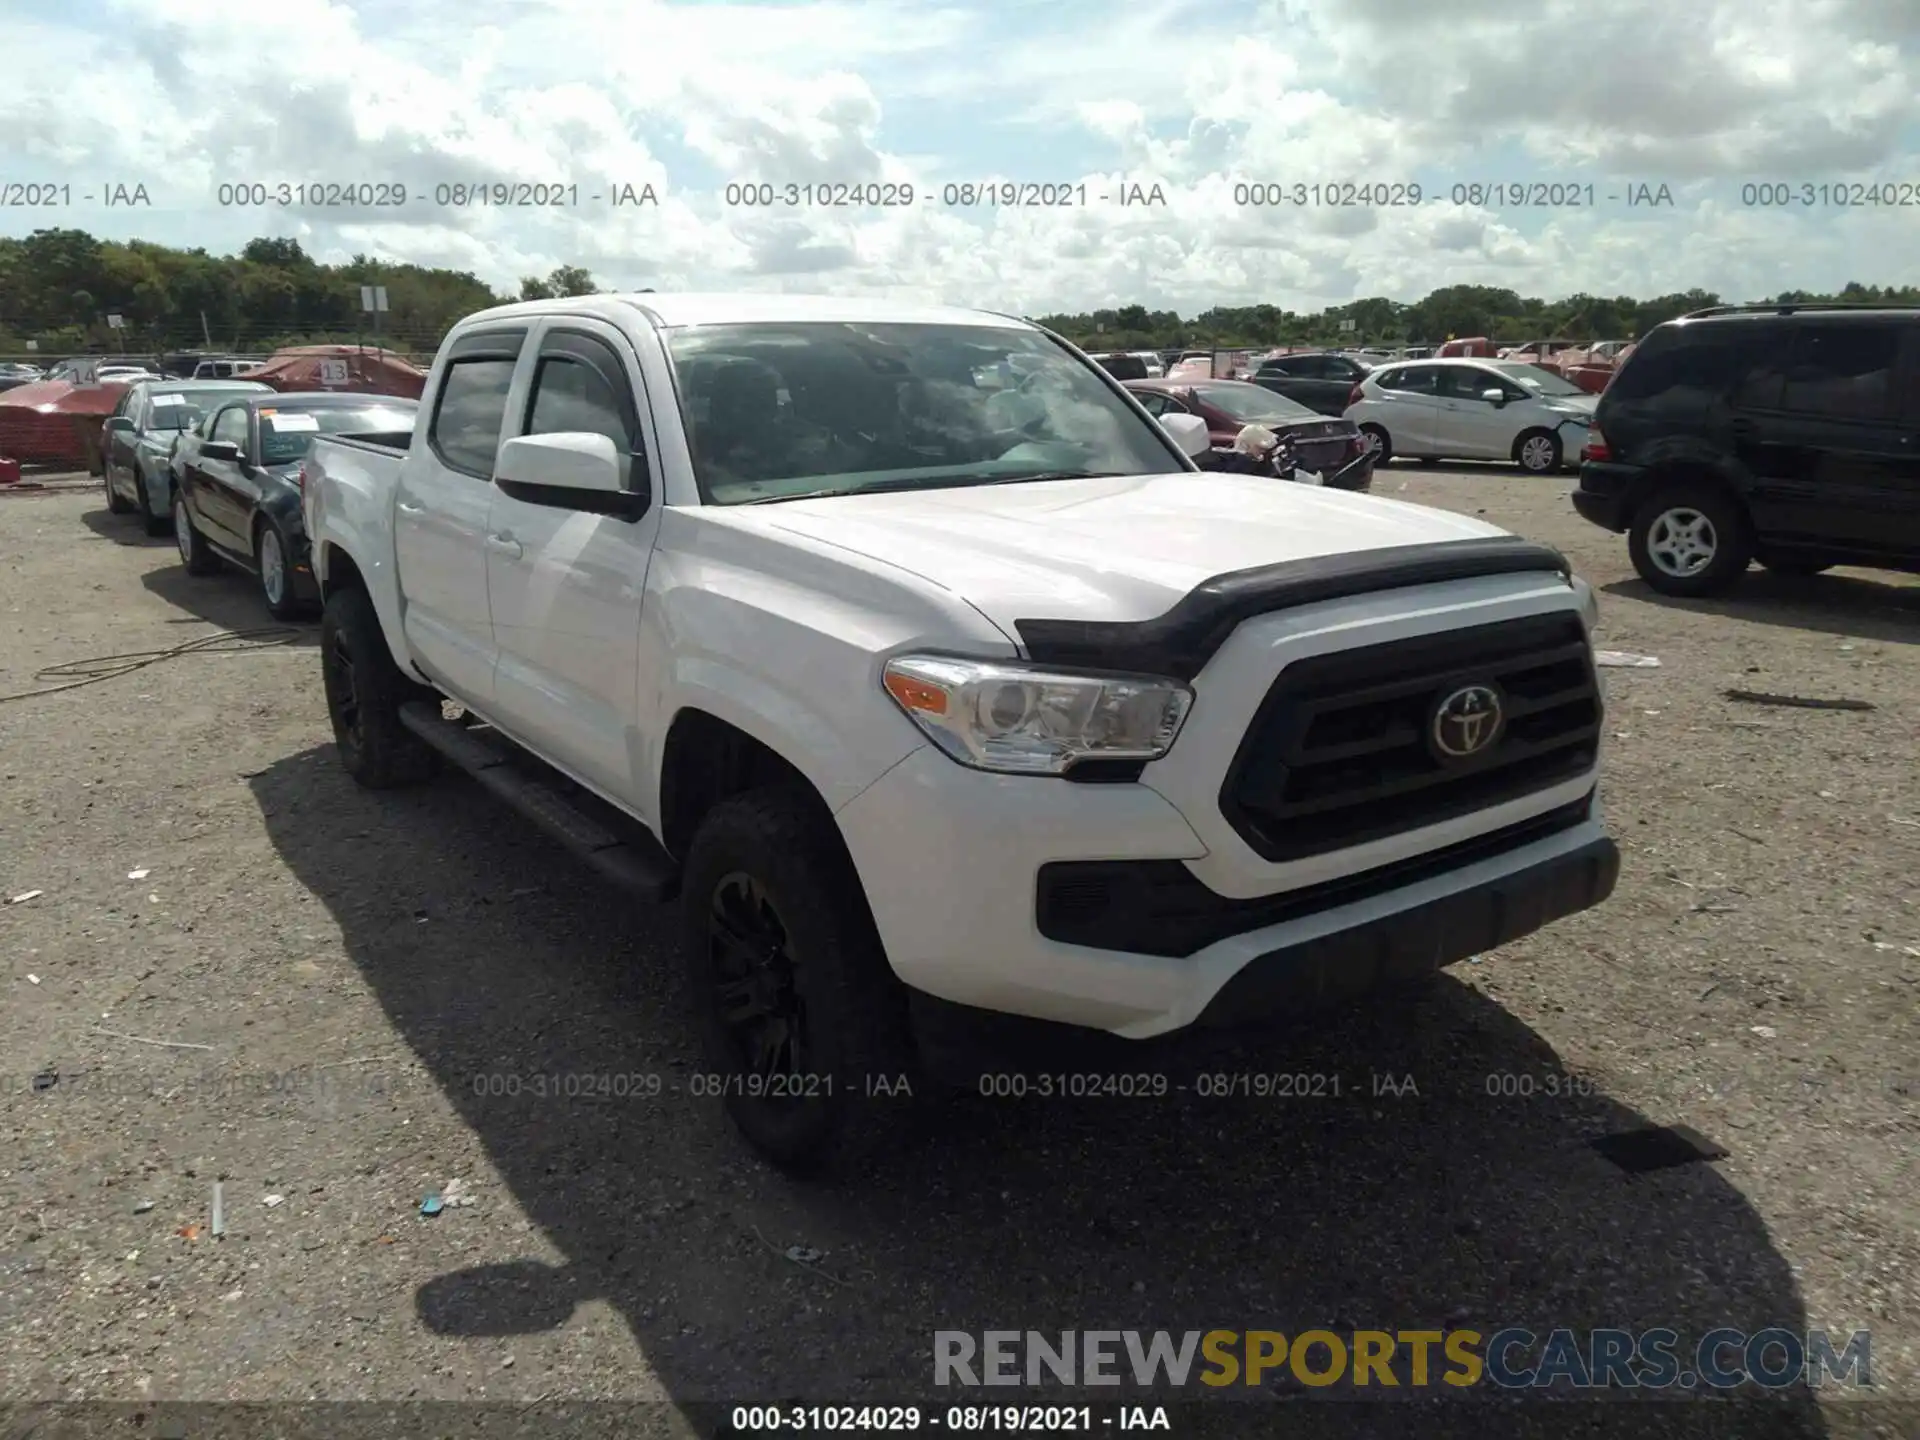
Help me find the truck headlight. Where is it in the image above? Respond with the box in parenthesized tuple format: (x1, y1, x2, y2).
(881, 655, 1193, 775)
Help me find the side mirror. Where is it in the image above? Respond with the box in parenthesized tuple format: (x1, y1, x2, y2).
(104, 416, 135, 435)
(495, 432, 647, 519)
(1158, 411, 1213, 459)
(200, 441, 241, 462)
(1480, 389, 1507, 408)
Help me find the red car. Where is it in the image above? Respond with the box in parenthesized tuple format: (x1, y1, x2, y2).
(1124, 378, 1376, 490)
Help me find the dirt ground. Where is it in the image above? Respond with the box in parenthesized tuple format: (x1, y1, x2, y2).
(0, 467, 1914, 1437)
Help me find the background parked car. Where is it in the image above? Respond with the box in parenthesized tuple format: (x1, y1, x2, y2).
(1250, 351, 1374, 415)
(1124, 377, 1376, 489)
(172, 391, 419, 618)
(1346, 358, 1597, 473)
(1087, 351, 1150, 380)
(192, 358, 265, 379)
(1574, 303, 1920, 595)
(101, 378, 273, 534)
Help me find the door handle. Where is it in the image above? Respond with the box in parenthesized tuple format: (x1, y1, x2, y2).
(486, 532, 522, 557)
(396, 500, 423, 513)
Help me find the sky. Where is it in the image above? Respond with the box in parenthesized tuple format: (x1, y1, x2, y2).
(4, 0, 1918, 314)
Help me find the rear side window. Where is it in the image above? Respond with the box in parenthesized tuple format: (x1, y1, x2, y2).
(430, 329, 526, 477)
(433, 360, 516, 474)
(1378, 365, 1439, 394)
(1610, 323, 1745, 404)
(1777, 324, 1899, 420)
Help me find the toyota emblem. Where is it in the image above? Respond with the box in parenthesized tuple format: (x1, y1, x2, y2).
(1430, 684, 1505, 760)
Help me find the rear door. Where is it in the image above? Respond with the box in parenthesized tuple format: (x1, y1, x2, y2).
(395, 327, 527, 707)
(484, 319, 663, 799)
(1729, 320, 1919, 552)
(1367, 364, 1442, 451)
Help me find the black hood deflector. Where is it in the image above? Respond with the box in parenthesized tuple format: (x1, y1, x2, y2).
(1013, 534, 1571, 681)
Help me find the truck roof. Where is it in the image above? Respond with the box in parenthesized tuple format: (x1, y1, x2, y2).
(457, 292, 1034, 332)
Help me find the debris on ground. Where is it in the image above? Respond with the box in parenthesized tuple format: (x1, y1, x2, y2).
(31, 1070, 56, 1092)
(1751, 1025, 1778, 1039)
(262, 1194, 285, 1208)
(1595, 651, 1661, 668)
(785, 1245, 824, 1264)
(134, 1200, 155, 1214)
(1724, 689, 1875, 712)
(26, 974, 38, 984)
(176, 1224, 203, 1241)
(419, 1192, 444, 1217)
(93, 1026, 214, 1052)
(7, 890, 43, 905)
(127, 868, 149, 880)
(211, 1182, 226, 1237)
(440, 1177, 475, 1207)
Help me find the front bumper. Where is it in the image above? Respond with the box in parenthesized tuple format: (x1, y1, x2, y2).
(835, 744, 1617, 1040)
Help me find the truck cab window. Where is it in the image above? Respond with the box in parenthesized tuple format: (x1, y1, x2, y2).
(431, 357, 517, 476)
(525, 356, 630, 450)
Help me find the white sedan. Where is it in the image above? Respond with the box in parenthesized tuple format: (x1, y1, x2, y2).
(1345, 358, 1597, 473)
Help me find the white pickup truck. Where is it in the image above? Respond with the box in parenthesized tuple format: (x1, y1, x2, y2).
(303, 293, 1619, 1171)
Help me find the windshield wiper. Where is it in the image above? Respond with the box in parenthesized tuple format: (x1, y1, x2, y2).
(734, 470, 1118, 505)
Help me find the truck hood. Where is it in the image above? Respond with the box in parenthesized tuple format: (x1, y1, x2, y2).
(744, 470, 1508, 634)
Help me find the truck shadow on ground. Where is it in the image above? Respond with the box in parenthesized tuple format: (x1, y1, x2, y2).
(249, 749, 1829, 1434)
(1602, 572, 1920, 646)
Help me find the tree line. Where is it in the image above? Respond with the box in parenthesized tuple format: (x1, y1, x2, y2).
(2, 228, 1915, 360)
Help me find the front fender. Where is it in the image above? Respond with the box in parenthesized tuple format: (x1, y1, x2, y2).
(635, 510, 1017, 823)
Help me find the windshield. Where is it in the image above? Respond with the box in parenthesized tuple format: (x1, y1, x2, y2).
(1487, 362, 1588, 397)
(1192, 383, 1318, 423)
(259, 404, 417, 465)
(144, 385, 263, 430)
(666, 322, 1183, 505)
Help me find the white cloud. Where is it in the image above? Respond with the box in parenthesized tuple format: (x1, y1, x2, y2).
(0, 0, 1913, 313)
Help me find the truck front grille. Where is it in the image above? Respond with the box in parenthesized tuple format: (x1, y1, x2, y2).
(1220, 611, 1600, 862)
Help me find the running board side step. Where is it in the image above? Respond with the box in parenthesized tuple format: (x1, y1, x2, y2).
(398, 702, 677, 902)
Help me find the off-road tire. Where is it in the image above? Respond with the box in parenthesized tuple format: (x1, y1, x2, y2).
(320, 585, 440, 788)
(680, 784, 916, 1176)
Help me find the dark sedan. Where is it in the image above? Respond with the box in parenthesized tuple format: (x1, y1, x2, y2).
(172, 391, 418, 618)
(1124, 378, 1375, 490)
(101, 379, 273, 534)
(1249, 351, 1373, 414)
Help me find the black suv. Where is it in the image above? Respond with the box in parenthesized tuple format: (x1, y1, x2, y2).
(1573, 304, 1920, 596)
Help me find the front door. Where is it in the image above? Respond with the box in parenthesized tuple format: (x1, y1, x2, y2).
(394, 327, 527, 707)
(1432, 365, 1522, 459)
(193, 403, 255, 546)
(485, 320, 662, 800)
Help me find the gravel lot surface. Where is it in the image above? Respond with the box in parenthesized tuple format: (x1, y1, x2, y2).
(0, 468, 1914, 1438)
